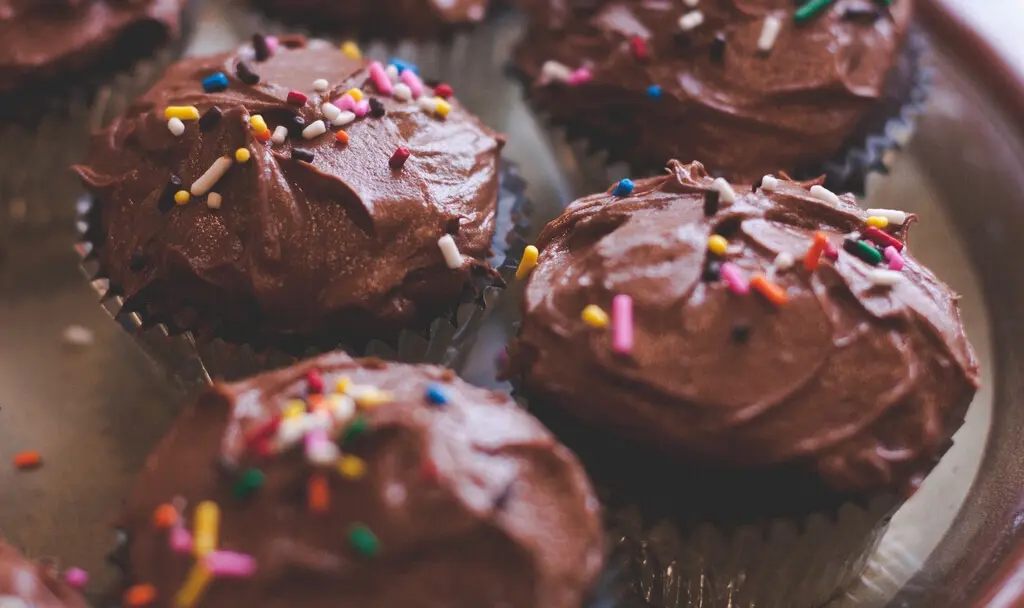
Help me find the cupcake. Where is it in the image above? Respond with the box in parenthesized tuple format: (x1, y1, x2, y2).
(508, 160, 980, 607)
(0, 0, 194, 231)
(511, 0, 924, 194)
(74, 35, 521, 381)
(0, 538, 87, 607)
(117, 351, 604, 607)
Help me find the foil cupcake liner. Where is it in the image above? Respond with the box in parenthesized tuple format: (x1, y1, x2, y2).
(513, 30, 931, 203)
(0, 0, 199, 243)
(76, 160, 532, 389)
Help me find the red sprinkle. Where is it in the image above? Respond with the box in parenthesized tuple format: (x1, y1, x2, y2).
(286, 90, 308, 105)
(389, 146, 411, 169)
(434, 83, 453, 99)
(629, 36, 649, 60)
(862, 226, 904, 252)
(244, 416, 282, 452)
(306, 369, 324, 394)
(335, 130, 349, 145)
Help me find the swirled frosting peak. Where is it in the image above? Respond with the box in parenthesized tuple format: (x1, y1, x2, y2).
(511, 160, 979, 496)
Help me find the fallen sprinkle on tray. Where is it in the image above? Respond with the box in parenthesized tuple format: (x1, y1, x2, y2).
(62, 324, 94, 348)
(13, 451, 41, 470)
(124, 583, 158, 606)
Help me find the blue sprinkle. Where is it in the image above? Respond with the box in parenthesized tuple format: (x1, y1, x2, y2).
(388, 58, 419, 75)
(646, 84, 662, 99)
(612, 178, 634, 197)
(202, 72, 229, 93)
(425, 384, 449, 406)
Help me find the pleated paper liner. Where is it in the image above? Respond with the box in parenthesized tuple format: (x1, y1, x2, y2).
(0, 0, 200, 244)
(76, 160, 532, 389)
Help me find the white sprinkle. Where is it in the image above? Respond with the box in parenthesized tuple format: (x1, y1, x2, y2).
(868, 269, 903, 287)
(809, 184, 841, 206)
(678, 10, 704, 32)
(207, 192, 223, 210)
(302, 119, 327, 139)
(540, 60, 574, 84)
(167, 117, 185, 136)
(313, 78, 330, 92)
(276, 419, 305, 448)
(417, 97, 439, 114)
(62, 324, 94, 348)
(393, 83, 412, 101)
(271, 125, 289, 145)
(190, 156, 233, 196)
(760, 175, 778, 191)
(321, 102, 341, 121)
(327, 394, 356, 423)
(386, 64, 400, 84)
(711, 177, 736, 204)
(773, 251, 795, 271)
(757, 15, 783, 53)
(332, 111, 356, 127)
(866, 208, 907, 225)
(306, 439, 339, 465)
(437, 234, 463, 269)
(684, 0, 699, 5)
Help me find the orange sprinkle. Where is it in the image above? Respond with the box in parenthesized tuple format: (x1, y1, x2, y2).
(803, 231, 829, 271)
(153, 503, 179, 529)
(13, 451, 41, 469)
(255, 129, 271, 143)
(750, 274, 788, 306)
(308, 473, 330, 513)
(307, 394, 326, 412)
(124, 583, 157, 606)
(335, 130, 349, 145)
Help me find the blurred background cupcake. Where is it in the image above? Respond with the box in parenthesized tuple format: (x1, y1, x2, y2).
(0, 537, 88, 606)
(74, 36, 530, 383)
(116, 351, 605, 607)
(0, 0, 196, 237)
(510, 0, 926, 197)
(507, 160, 980, 607)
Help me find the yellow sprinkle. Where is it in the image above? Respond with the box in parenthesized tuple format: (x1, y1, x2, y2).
(174, 190, 190, 205)
(708, 235, 729, 256)
(866, 215, 888, 228)
(346, 88, 364, 102)
(173, 564, 212, 608)
(434, 98, 451, 119)
(335, 376, 352, 393)
(581, 305, 610, 328)
(355, 389, 392, 409)
(337, 455, 366, 480)
(341, 41, 362, 59)
(515, 245, 539, 280)
(249, 114, 268, 134)
(193, 501, 219, 557)
(283, 399, 306, 419)
(234, 148, 251, 163)
(164, 106, 200, 121)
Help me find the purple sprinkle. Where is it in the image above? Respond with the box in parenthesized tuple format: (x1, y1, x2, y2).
(64, 567, 89, 589)
(170, 526, 194, 554)
(204, 550, 258, 578)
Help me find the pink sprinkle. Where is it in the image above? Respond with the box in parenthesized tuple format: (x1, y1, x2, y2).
(400, 69, 424, 98)
(611, 294, 634, 354)
(170, 526, 194, 554)
(64, 567, 89, 589)
(884, 246, 905, 271)
(720, 262, 750, 295)
(353, 100, 370, 117)
(204, 550, 258, 578)
(368, 61, 394, 95)
(265, 36, 279, 54)
(568, 68, 592, 86)
(336, 94, 356, 111)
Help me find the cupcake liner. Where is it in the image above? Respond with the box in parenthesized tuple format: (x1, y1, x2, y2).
(77, 159, 532, 388)
(0, 0, 199, 241)
(512, 30, 931, 202)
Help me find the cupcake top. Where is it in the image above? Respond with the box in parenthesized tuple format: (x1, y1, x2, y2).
(513, 0, 913, 182)
(121, 352, 604, 607)
(75, 36, 505, 349)
(0, 0, 185, 99)
(251, 0, 492, 40)
(511, 160, 979, 496)
(0, 539, 87, 608)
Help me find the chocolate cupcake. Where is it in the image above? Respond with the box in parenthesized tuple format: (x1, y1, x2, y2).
(0, 0, 194, 234)
(511, 0, 925, 195)
(508, 161, 980, 607)
(74, 36, 523, 382)
(118, 351, 604, 607)
(0, 538, 87, 607)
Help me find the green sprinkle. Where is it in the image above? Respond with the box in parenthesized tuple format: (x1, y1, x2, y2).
(794, 0, 836, 23)
(233, 468, 265, 499)
(844, 239, 883, 265)
(348, 523, 380, 557)
(342, 415, 368, 446)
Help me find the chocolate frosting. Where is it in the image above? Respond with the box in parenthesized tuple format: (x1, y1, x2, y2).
(121, 352, 604, 607)
(251, 0, 491, 40)
(0, 539, 87, 608)
(74, 38, 505, 348)
(511, 160, 979, 496)
(0, 0, 184, 97)
(513, 0, 913, 182)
